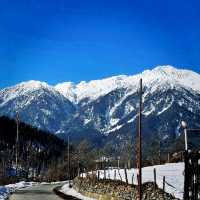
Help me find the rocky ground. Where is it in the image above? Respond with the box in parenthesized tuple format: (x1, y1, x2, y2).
(73, 177, 180, 200)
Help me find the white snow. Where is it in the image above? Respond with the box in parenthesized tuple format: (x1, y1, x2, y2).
(2, 66, 200, 106)
(54, 82, 77, 102)
(105, 124, 123, 134)
(60, 183, 95, 200)
(1, 65, 200, 136)
(0, 181, 68, 200)
(84, 162, 184, 199)
(125, 102, 135, 113)
(143, 103, 155, 116)
(109, 91, 134, 117)
(0, 181, 35, 200)
(84, 118, 91, 125)
(109, 118, 120, 126)
(0, 80, 58, 108)
(127, 115, 137, 123)
(54, 65, 200, 103)
(157, 96, 174, 116)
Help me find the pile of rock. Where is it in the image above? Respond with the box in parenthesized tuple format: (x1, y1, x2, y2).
(73, 177, 180, 200)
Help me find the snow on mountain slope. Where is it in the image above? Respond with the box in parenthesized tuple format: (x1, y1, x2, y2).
(54, 75, 132, 103)
(54, 82, 77, 103)
(54, 66, 200, 103)
(0, 66, 200, 144)
(143, 66, 200, 91)
(2, 66, 199, 107)
(0, 80, 55, 106)
(0, 80, 75, 132)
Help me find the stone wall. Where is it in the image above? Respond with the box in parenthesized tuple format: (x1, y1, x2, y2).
(73, 177, 180, 200)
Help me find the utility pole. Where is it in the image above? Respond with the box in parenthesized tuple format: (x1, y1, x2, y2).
(16, 112, 19, 177)
(68, 136, 71, 187)
(181, 121, 188, 200)
(137, 79, 143, 200)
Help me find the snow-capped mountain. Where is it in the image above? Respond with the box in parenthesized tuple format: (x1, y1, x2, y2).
(0, 66, 200, 147)
(54, 65, 200, 103)
(0, 80, 75, 133)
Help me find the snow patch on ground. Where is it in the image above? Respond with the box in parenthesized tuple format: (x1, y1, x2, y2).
(0, 181, 68, 200)
(97, 162, 184, 199)
(60, 183, 95, 200)
(60, 163, 183, 200)
(81, 162, 184, 200)
(0, 181, 35, 200)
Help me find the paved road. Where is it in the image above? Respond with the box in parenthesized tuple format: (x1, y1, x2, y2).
(10, 184, 64, 200)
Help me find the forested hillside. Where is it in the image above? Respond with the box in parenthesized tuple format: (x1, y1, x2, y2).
(0, 116, 66, 183)
(0, 116, 102, 184)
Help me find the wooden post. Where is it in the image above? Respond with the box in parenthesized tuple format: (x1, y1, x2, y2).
(114, 170, 116, 180)
(108, 160, 110, 179)
(163, 176, 165, 192)
(184, 150, 189, 200)
(98, 170, 100, 180)
(118, 168, 122, 182)
(132, 174, 134, 185)
(124, 167, 128, 184)
(154, 168, 157, 189)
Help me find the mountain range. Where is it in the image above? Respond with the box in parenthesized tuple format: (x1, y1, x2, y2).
(0, 65, 200, 149)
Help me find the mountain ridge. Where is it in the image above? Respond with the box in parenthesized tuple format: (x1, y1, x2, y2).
(3, 65, 199, 104)
(0, 65, 200, 148)
(54, 65, 200, 103)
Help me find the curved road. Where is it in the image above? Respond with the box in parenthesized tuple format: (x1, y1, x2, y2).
(9, 184, 78, 200)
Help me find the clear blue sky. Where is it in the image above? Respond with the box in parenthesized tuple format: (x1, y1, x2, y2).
(0, 0, 200, 88)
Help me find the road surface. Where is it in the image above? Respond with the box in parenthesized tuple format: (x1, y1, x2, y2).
(9, 184, 79, 200)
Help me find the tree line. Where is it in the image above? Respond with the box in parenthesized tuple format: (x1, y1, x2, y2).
(0, 115, 184, 185)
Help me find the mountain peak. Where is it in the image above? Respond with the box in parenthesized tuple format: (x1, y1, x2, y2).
(154, 65, 177, 71)
(2, 66, 200, 103)
(139, 66, 200, 92)
(151, 65, 198, 78)
(53, 66, 200, 102)
(17, 80, 49, 89)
